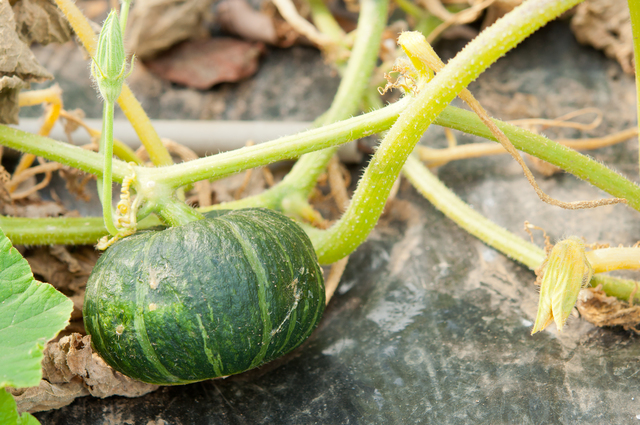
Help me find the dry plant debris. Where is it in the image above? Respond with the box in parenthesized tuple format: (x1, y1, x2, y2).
(418, 106, 637, 178)
(25, 246, 99, 326)
(260, 0, 341, 48)
(207, 166, 273, 204)
(324, 256, 349, 304)
(1, 198, 66, 218)
(58, 166, 95, 202)
(577, 287, 640, 332)
(0, 0, 52, 124)
(482, 0, 523, 27)
(310, 156, 353, 227)
(401, 33, 625, 210)
(217, 0, 279, 45)
(571, 0, 634, 75)
(271, 0, 334, 48)
(327, 155, 350, 213)
(12, 0, 72, 45)
(145, 37, 265, 89)
(424, 0, 497, 43)
(8, 334, 159, 413)
(126, 0, 215, 60)
(527, 155, 563, 177)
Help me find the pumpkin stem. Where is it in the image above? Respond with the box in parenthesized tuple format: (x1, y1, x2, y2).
(155, 198, 205, 227)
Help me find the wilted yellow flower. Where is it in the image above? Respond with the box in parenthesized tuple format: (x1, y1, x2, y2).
(531, 237, 593, 334)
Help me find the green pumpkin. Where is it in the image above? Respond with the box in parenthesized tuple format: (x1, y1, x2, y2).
(83, 208, 325, 385)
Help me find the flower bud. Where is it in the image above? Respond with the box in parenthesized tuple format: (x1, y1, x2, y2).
(531, 236, 593, 334)
(92, 10, 127, 103)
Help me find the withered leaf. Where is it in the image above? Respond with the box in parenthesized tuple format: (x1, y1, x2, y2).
(577, 287, 640, 332)
(25, 246, 98, 321)
(0, 75, 23, 124)
(9, 334, 159, 413)
(145, 37, 264, 89)
(571, 0, 634, 75)
(0, 1, 52, 82)
(12, 0, 72, 45)
(0, 0, 52, 124)
(126, 0, 215, 60)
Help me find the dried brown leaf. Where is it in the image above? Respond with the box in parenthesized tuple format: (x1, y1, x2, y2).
(72, 0, 109, 20)
(0, 164, 12, 205)
(577, 287, 640, 331)
(571, 0, 634, 74)
(25, 246, 97, 322)
(126, 0, 215, 59)
(8, 379, 90, 414)
(12, 0, 72, 45)
(0, 0, 52, 123)
(0, 75, 23, 124)
(145, 37, 265, 89)
(9, 334, 159, 413)
(0, 1, 52, 80)
(49, 245, 84, 273)
(327, 155, 349, 213)
(26, 246, 97, 286)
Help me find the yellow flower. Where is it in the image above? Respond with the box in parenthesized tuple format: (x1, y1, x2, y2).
(531, 237, 593, 334)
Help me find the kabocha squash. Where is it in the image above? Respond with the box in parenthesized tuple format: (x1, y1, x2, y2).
(83, 208, 325, 385)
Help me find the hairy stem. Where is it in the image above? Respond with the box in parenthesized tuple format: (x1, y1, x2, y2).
(307, 0, 585, 264)
(100, 101, 118, 236)
(587, 248, 640, 274)
(593, 275, 640, 303)
(3, 98, 639, 215)
(53, 0, 173, 167)
(0, 215, 162, 245)
(149, 98, 410, 191)
(119, 0, 132, 30)
(154, 197, 205, 227)
(435, 107, 640, 211)
(628, 0, 640, 175)
(404, 155, 545, 267)
(307, 0, 346, 43)
(0, 126, 130, 181)
(272, 0, 390, 203)
(403, 155, 640, 303)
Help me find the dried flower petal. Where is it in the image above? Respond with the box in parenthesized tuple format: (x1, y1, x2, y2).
(531, 236, 593, 334)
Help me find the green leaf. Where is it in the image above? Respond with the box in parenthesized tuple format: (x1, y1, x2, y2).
(0, 227, 73, 388)
(0, 388, 41, 425)
(0, 388, 18, 425)
(18, 411, 41, 425)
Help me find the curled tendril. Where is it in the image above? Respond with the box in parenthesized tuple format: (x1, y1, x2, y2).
(97, 165, 138, 250)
